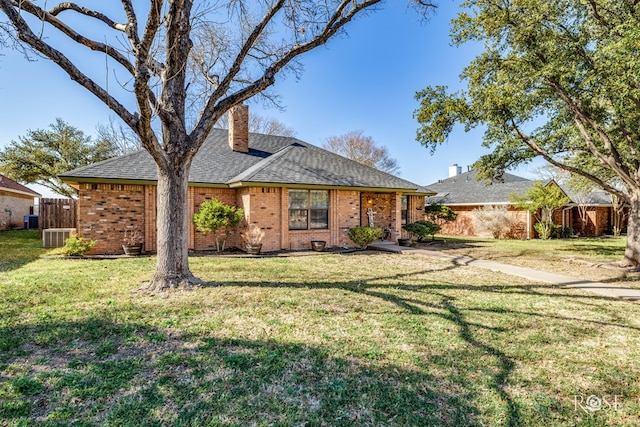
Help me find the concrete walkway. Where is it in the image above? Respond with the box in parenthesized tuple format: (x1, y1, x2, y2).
(369, 241, 640, 302)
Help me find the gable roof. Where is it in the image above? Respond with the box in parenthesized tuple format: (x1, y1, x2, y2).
(0, 174, 41, 197)
(61, 129, 431, 194)
(560, 187, 615, 206)
(424, 170, 536, 205)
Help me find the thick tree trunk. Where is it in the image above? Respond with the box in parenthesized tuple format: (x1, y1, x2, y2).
(621, 192, 640, 268)
(143, 161, 204, 292)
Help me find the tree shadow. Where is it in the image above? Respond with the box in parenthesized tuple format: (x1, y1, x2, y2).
(0, 230, 46, 273)
(0, 318, 479, 426)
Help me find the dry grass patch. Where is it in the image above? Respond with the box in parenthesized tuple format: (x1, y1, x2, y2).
(1, 231, 640, 426)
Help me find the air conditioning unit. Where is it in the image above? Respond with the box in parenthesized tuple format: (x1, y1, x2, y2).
(43, 228, 76, 248)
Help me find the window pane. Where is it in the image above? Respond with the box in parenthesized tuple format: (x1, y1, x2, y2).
(289, 209, 308, 230)
(401, 196, 408, 210)
(289, 190, 308, 209)
(310, 209, 328, 229)
(310, 190, 329, 208)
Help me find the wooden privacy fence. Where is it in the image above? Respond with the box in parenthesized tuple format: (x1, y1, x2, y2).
(39, 198, 77, 232)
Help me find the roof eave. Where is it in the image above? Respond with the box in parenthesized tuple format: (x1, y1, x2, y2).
(228, 180, 432, 194)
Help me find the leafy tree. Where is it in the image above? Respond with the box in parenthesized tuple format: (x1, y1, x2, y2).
(414, 0, 640, 265)
(0, 1, 432, 291)
(511, 182, 570, 239)
(323, 130, 400, 175)
(0, 119, 114, 198)
(193, 199, 244, 254)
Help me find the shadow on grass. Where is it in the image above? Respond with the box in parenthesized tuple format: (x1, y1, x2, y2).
(0, 230, 46, 273)
(0, 318, 478, 426)
(197, 259, 640, 426)
(558, 241, 625, 259)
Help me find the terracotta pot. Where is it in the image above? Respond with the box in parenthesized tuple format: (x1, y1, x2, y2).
(311, 240, 326, 252)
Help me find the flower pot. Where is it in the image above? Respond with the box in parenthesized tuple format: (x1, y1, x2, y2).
(311, 240, 326, 252)
(245, 243, 262, 255)
(122, 243, 143, 256)
(397, 238, 413, 247)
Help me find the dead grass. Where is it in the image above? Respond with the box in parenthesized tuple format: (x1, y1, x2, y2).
(1, 230, 640, 425)
(421, 235, 639, 287)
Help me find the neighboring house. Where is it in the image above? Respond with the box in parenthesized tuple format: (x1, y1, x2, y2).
(60, 106, 431, 254)
(0, 174, 41, 231)
(425, 166, 537, 239)
(559, 188, 627, 236)
(426, 165, 625, 238)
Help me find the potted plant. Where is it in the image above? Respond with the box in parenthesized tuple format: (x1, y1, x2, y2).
(310, 240, 326, 251)
(122, 229, 144, 256)
(241, 223, 265, 254)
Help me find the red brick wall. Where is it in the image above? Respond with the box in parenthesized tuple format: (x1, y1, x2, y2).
(77, 183, 417, 253)
(239, 187, 283, 251)
(360, 192, 392, 228)
(190, 187, 239, 250)
(335, 190, 361, 246)
(77, 183, 146, 254)
(438, 205, 531, 239)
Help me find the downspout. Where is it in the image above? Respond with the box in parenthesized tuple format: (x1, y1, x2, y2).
(527, 210, 531, 240)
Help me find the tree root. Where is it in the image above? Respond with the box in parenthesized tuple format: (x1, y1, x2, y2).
(139, 272, 206, 295)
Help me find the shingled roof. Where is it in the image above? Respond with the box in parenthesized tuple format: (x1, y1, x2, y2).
(60, 129, 430, 194)
(0, 174, 41, 197)
(424, 170, 537, 205)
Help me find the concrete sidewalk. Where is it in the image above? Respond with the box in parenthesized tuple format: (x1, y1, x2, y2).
(369, 241, 640, 302)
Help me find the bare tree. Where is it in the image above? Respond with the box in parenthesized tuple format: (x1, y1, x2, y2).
(96, 117, 141, 156)
(322, 130, 400, 175)
(0, 1, 432, 291)
(472, 205, 517, 239)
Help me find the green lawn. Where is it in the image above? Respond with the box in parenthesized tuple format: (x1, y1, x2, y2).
(1, 230, 639, 426)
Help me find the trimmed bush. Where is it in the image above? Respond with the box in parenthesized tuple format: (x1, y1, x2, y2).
(348, 226, 383, 249)
(402, 221, 441, 242)
(62, 233, 96, 256)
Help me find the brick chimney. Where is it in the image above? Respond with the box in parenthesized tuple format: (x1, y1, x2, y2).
(229, 104, 249, 153)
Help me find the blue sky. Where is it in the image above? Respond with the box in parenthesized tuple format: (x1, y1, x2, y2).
(0, 1, 540, 198)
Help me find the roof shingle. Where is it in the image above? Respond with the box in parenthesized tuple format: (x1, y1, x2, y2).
(61, 129, 429, 193)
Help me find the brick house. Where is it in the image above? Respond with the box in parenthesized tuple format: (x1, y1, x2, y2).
(425, 167, 537, 239)
(425, 166, 625, 239)
(0, 174, 40, 231)
(60, 106, 431, 254)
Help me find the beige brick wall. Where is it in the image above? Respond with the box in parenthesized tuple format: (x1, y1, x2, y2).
(0, 191, 35, 230)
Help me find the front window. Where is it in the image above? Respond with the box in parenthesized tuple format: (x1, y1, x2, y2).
(289, 190, 329, 230)
(401, 196, 408, 225)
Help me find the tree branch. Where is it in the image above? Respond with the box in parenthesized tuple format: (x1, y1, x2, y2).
(192, 0, 384, 144)
(510, 119, 629, 201)
(8, 0, 135, 75)
(0, 0, 138, 129)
